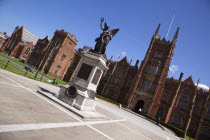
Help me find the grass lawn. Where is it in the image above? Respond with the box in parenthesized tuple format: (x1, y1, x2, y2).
(0, 59, 65, 86)
(0, 53, 26, 67)
(0, 54, 67, 85)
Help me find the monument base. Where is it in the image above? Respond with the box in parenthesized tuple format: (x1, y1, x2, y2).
(58, 85, 97, 112)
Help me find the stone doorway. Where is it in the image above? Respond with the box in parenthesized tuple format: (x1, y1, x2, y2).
(134, 100, 145, 113)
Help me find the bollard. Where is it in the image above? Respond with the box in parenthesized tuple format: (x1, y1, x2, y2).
(4, 60, 10, 69)
(24, 70, 28, 76)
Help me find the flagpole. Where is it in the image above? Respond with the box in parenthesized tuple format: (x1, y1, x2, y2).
(166, 15, 175, 40)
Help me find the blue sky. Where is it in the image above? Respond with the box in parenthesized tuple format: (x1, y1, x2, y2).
(0, 0, 209, 86)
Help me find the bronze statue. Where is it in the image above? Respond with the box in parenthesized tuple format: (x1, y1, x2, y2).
(94, 18, 119, 55)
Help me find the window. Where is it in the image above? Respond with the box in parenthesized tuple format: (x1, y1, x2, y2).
(154, 52, 162, 59)
(172, 115, 182, 126)
(139, 80, 153, 92)
(177, 89, 190, 110)
(162, 90, 170, 102)
(60, 55, 66, 62)
(126, 79, 133, 88)
(147, 65, 159, 75)
(205, 105, 210, 120)
(107, 89, 115, 99)
(54, 65, 61, 74)
(193, 100, 201, 115)
(68, 43, 71, 48)
(25, 48, 30, 55)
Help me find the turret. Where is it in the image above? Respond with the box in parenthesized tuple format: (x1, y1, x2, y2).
(172, 27, 179, 44)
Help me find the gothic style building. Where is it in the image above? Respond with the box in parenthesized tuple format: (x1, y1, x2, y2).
(96, 25, 210, 139)
(28, 36, 50, 68)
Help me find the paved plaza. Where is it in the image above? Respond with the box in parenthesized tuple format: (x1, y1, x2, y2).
(0, 69, 180, 140)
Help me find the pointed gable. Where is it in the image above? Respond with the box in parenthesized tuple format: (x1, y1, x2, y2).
(119, 56, 128, 65)
(183, 76, 194, 85)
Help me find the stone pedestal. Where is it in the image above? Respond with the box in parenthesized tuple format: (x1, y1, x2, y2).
(58, 51, 108, 111)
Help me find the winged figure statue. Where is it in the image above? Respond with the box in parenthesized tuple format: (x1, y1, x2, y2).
(94, 18, 119, 55)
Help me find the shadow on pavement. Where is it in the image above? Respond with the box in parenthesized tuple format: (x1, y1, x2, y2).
(38, 86, 57, 97)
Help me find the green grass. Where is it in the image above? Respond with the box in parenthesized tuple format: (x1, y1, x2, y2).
(0, 59, 59, 85)
(145, 114, 186, 138)
(184, 135, 195, 140)
(0, 53, 26, 67)
(0, 54, 67, 85)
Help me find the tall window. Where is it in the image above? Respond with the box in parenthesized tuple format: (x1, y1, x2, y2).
(147, 65, 159, 75)
(60, 55, 66, 62)
(139, 80, 153, 92)
(25, 48, 30, 55)
(177, 89, 190, 110)
(54, 65, 61, 74)
(162, 90, 170, 102)
(172, 115, 182, 126)
(205, 105, 210, 120)
(107, 89, 115, 99)
(112, 70, 123, 85)
(154, 52, 162, 59)
(67, 43, 71, 48)
(192, 100, 201, 115)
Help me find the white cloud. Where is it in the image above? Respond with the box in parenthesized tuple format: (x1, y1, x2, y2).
(169, 65, 179, 73)
(197, 84, 209, 92)
(119, 52, 127, 58)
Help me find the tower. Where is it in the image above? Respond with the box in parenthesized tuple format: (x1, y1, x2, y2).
(128, 25, 179, 116)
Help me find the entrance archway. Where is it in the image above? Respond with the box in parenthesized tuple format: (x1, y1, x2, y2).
(134, 100, 145, 113)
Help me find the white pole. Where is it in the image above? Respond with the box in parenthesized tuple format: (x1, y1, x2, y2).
(166, 15, 175, 40)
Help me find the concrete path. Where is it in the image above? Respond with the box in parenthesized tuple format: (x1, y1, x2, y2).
(0, 69, 180, 140)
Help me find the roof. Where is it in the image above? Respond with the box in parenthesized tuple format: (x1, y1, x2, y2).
(21, 27, 39, 45)
(0, 32, 9, 39)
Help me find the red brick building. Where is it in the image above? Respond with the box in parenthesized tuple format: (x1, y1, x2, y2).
(28, 36, 50, 68)
(40, 29, 78, 79)
(97, 57, 139, 105)
(95, 24, 210, 139)
(0, 26, 39, 61)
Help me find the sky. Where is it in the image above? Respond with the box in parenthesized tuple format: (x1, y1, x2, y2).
(0, 0, 209, 86)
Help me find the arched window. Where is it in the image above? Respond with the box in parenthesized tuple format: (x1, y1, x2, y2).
(177, 89, 191, 110)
